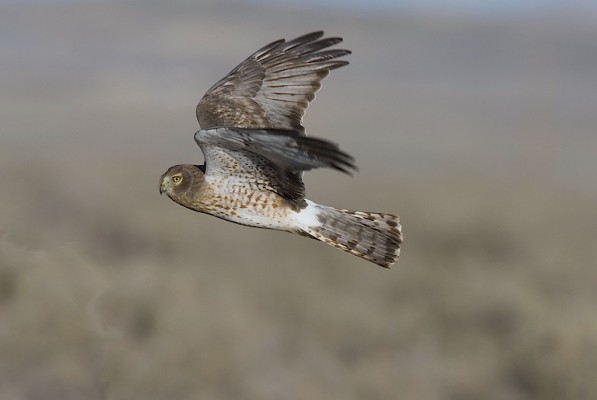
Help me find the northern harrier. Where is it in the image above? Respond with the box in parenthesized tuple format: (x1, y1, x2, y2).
(160, 31, 402, 267)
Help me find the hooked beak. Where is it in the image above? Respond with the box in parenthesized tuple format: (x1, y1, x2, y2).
(160, 180, 167, 195)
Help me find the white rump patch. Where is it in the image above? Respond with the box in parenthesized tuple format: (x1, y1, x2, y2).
(295, 199, 322, 229)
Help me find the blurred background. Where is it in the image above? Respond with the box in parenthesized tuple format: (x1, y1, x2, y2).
(1, 0, 597, 399)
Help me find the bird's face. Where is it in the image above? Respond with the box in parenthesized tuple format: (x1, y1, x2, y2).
(160, 164, 201, 198)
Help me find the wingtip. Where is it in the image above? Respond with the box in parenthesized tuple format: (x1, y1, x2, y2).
(300, 30, 325, 39)
(280, 31, 326, 51)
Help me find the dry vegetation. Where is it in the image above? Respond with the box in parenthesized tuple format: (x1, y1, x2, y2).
(1, 2, 597, 399)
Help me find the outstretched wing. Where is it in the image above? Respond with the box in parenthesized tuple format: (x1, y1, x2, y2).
(195, 128, 356, 208)
(196, 31, 350, 132)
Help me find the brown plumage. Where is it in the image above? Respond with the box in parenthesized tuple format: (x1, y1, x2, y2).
(196, 31, 350, 132)
(160, 31, 403, 268)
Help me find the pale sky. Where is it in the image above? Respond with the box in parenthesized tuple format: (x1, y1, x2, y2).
(2, 0, 596, 15)
(261, 0, 596, 14)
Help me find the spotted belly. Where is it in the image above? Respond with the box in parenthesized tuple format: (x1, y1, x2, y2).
(200, 179, 296, 231)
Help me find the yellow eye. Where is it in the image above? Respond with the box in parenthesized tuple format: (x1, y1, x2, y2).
(172, 175, 182, 183)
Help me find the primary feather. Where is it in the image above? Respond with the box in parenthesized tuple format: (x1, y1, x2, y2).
(196, 31, 351, 132)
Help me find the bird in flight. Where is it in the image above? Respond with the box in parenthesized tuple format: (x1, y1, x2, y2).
(160, 31, 402, 268)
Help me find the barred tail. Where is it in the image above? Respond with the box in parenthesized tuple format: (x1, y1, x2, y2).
(297, 202, 403, 268)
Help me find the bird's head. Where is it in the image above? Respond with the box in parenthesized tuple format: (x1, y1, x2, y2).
(159, 164, 205, 199)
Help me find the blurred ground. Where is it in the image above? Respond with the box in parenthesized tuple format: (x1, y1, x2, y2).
(1, 1, 597, 399)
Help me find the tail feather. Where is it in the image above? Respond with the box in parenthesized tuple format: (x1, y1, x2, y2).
(297, 202, 403, 268)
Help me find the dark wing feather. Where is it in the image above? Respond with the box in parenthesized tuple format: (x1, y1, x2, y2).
(196, 31, 350, 133)
(194, 127, 356, 208)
